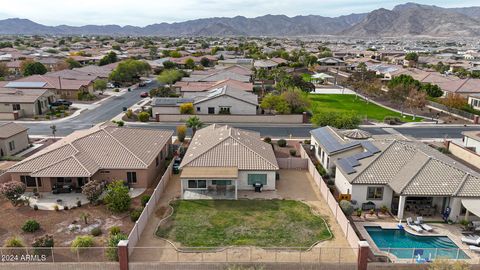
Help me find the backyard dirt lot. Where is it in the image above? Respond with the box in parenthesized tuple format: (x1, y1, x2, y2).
(130, 170, 356, 263)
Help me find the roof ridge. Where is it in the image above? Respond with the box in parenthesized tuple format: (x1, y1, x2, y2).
(30, 154, 78, 175)
(453, 173, 471, 197)
(71, 154, 96, 176)
(179, 129, 231, 168)
(101, 128, 148, 167)
(352, 140, 397, 184)
(9, 142, 79, 171)
(230, 131, 279, 170)
(395, 155, 431, 194)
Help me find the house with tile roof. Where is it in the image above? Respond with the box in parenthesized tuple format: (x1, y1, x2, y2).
(0, 122, 29, 157)
(174, 79, 253, 98)
(0, 88, 56, 120)
(5, 124, 173, 192)
(179, 125, 279, 199)
(192, 85, 258, 115)
(330, 134, 480, 222)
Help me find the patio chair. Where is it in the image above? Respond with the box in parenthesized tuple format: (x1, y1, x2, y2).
(406, 217, 424, 233)
(461, 235, 480, 246)
(415, 217, 433, 232)
(469, 245, 480, 252)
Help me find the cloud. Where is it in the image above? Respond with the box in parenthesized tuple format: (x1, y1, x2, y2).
(0, 0, 479, 26)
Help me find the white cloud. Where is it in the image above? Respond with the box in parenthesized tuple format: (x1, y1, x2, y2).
(0, 0, 479, 26)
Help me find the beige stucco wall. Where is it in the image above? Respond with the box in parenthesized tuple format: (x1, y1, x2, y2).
(0, 130, 29, 157)
(152, 106, 181, 115)
(195, 95, 257, 115)
(156, 114, 303, 123)
(449, 141, 480, 169)
(0, 91, 55, 117)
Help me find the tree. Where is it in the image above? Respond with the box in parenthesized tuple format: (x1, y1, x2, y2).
(93, 79, 107, 94)
(50, 125, 57, 138)
(162, 61, 176, 69)
(281, 88, 310, 114)
(176, 125, 187, 143)
(99, 51, 118, 66)
(81, 179, 104, 204)
(104, 180, 131, 213)
(157, 69, 183, 88)
(66, 58, 82, 69)
(109, 59, 151, 85)
(53, 60, 70, 71)
(185, 116, 204, 136)
(387, 85, 411, 116)
(0, 62, 9, 77)
(137, 111, 150, 122)
(442, 93, 467, 111)
(149, 46, 158, 60)
(179, 103, 194, 114)
(260, 94, 281, 114)
(0, 181, 26, 206)
(406, 88, 427, 120)
(421, 83, 443, 98)
(405, 52, 419, 62)
(200, 57, 210, 67)
(184, 58, 195, 69)
(22, 61, 47, 76)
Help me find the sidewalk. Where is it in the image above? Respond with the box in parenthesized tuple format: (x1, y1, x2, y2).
(111, 97, 151, 122)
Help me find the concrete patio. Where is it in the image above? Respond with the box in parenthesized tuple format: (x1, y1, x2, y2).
(24, 188, 146, 210)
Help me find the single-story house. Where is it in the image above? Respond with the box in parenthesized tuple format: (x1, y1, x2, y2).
(468, 94, 480, 110)
(0, 122, 29, 157)
(174, 79, 253, 98)
(254, 59, 278, 70)
(179, 124, 279, 199)
(6, 123, 173, 192)
(0, 88, 56, 120)
(462, 131, 480, 154)
(217, 58, 254, 68)
(151, 98, 195, 115)
(317, 57, 346, 67)
(333, 137, 480, 222)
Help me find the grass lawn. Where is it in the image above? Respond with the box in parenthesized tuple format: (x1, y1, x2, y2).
(302, 73, 312, 82)
(309, 94, 422, 122)
(156, 200, 332, 247)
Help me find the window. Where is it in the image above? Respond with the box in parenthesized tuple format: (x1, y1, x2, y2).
(100, 170, 110, 174)
(367, 187, 384, 200)
(208, 107, 215, 114)
(219, 107, 230, 114)
(21, 176, 41, 187)
(212, 180, 232, 185)
(247, 174, 267, 185)
(196, 107, 201, 112)
(156, 156, 159, 167)
(12, 104, 20, 111)
(8, 141, 15, 151)
(187, 180, 207, 189)
(127, 172, 137, 184)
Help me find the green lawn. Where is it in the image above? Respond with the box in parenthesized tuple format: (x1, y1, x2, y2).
(156, 200, 332, 247)
(301, 73, 312, 82)
(309, 94, 422, 122)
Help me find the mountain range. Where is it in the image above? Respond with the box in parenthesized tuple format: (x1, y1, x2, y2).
(0, 3, 479, 37)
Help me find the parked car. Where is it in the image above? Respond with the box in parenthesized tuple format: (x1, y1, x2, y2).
(107, 82, 115, 88)
(140, 92, 149, 98)
(50, 99, 73, 107)
(138, 82, 147, 87)
(173, 157, 182, 174)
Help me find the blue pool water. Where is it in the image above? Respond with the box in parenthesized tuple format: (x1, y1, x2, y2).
(365, 226, 469, 260)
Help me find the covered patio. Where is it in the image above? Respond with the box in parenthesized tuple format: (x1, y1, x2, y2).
(180, 167, 239, 200)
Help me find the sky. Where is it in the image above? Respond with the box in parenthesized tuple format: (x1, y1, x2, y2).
(0, 0, 479, 26)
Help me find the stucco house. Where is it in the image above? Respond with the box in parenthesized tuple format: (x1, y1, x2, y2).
(193, 85, 258, 115)
(0, 88, 56, 120)
(6, 123, 173, 192)
(179, 125, 279, 199)
(0, 122, 29, 157)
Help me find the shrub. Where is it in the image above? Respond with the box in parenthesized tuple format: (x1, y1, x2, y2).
(179, 103, 194, 114)
(311, 111, 361, 129)
(91, 227, 102, 237)
(22, 219, 40, 233)
(383, 116, 402, 125)
(380, 205, 389, 214)
(105, 233, 128, 261)
(104, 180, 131, 213)
(114, 88, 120, 92)
(70, 235, 94, 252)
(125, 109, 133, 118)
(176, 125, 187, 143)
(33, 205, 39, 211)
(339, 200, 354, 216)
(263, 137, 272, 144)
(115, 120, 124, 127)
(0, 181, 26, 206)
(82, 179, 104, 204)
(64, 206, 69, 210)
(137, 111, 150, 122)
(54, 205, 59, 211)
(277, 139, 287, 147)
(130, 208, 143, 222)
(316, 164, 327, 177)
(32, 234, 54, 256)
(77, 200, 82, 207)
(4, 236, 24, 247)
(109, 226, 122, 236)
(289, 149, 297, 156)
(141, 195, 151, 207)
(45, 115, 50, 120)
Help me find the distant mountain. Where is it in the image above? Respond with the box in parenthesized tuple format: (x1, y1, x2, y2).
(341, 3, 480, 37)
(1, 3, 480, 37)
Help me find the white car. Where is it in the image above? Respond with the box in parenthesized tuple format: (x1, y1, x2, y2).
(107, 82, 115, 88)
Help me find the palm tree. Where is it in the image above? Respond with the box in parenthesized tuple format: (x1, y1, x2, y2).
(185, 116, 204, 136)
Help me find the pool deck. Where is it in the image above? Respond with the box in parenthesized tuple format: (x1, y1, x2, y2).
(355, 221, 480, 264)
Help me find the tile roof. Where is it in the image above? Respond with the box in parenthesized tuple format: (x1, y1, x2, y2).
(0, 122, 28, 139)
(8, 124, 173, 177)
(180, 124, 278, 171)
(0, 88, 52, 103)
(194, 85, 258, 106)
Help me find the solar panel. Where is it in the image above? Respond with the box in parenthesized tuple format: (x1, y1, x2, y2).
(362, 141, 381, 154)
(337, 158, 356, 174)
(5, 82, 47, 88)
(310, 127, 360, 154)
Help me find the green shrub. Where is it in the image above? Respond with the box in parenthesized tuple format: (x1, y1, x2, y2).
(277, 139, 287, 147)
(22, 219, 40, 233)
(109, 226, 122, 236)
(32, 234, 54, 256)
(114, 88, 120, 92)
(263, 137, 272, 144)
(104, 181, 131, 213)
(383, 116, 402, 125)
(70, 235, 94, 252)
(105, 233, 128, 261)
(130, 208, 143, 222)
(4, 236, 24, 247)
(311, 111, 361, 129)
(137, 111, 150, 122)
(125, 109, 133, 118)
(141, 195, 151, 207)
(316, 164, 327, 177)
(91, 227, 102, 237)
(289, 149, 297, 156)
(339, 200, 354, 216)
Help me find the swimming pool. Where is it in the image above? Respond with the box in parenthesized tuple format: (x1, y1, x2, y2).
(365, 226, 469, 260)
